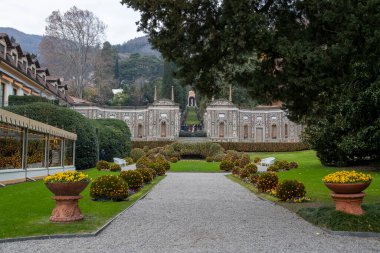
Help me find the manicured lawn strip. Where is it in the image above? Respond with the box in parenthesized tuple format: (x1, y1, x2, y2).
(298, 204, 380, 232)
(226, 174, 278, 202)
(0, 169, 165, 239)
(249, 150, 380, 204)
(170, 160, 221, 172)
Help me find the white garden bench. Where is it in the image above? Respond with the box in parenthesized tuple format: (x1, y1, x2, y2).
(259, 157, 276, 167)
(113, 158, 127, 167)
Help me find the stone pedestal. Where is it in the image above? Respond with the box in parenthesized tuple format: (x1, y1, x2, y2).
(50, 195, 84, 222)
(331, 192, 365, 215)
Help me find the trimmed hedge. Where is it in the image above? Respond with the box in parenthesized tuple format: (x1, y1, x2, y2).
(178, 131, 207, 137)
(8, 95, 58, 106)
(132, 141, 174, 149)
(170, 142, 224, 158)
(218, 142, 309, 152)
(8, 102, 98, 170)
(133, 141, 309, 152)
(92, 119, 131, 162)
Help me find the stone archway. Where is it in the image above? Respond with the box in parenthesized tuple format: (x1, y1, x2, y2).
(161, 121, 167, 137)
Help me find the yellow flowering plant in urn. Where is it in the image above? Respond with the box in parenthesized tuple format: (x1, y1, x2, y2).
(44, 170, 91, 183)
(44, 171, 91, 222)
(323, 170, 372, 215)
(323, 171, 372, 184)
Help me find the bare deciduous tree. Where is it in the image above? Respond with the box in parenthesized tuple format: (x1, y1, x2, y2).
(43, 6, 106, 98)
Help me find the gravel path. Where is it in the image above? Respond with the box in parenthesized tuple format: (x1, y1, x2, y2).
(1, 173, 380, 253)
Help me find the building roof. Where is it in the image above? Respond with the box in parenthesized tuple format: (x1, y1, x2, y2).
(0, 33, 72, 105)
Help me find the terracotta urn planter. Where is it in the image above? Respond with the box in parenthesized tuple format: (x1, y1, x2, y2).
(324, 182, 371, 216)
(45, 181, 89, 222)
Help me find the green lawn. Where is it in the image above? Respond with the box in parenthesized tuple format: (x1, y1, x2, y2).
(0, 169, 165, 239)
(250, 150, 380, 204)
(170, 160, 221, 172)
(298, 204, 380, 232)
(185, 107, 200, 125)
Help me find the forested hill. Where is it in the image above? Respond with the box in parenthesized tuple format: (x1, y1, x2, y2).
(113, 35, 160, 57)
(0, 27, 42, 55)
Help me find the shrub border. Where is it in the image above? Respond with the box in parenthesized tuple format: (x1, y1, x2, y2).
(0, 176, 166, 243)
(132, 141, 309, 152)
(218, 142, 310, 152)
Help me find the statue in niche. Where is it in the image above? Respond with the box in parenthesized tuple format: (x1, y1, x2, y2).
(188, 90, 196, 107)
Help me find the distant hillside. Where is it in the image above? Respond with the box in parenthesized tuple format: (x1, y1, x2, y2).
(114, 35, 160, 57)
(0, 27, 42, 55)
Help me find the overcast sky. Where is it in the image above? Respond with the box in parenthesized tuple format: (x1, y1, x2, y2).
(0, 0, 144, 44)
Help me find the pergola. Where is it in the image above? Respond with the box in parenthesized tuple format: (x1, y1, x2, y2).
(0, 109, 77, 184)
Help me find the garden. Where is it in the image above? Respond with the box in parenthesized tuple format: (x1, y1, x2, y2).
(1, 137, 379, 239)
(0, 158, 168, 239)
(128, 142, 380, 233)
(219, 150, 380, 233)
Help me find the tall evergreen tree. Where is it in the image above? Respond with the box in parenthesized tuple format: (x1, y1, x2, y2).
(122, 0, 380, 166)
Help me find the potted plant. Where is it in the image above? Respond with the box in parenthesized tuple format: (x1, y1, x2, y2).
(44, 171, 91, 222)
(323, 171, 372, 215)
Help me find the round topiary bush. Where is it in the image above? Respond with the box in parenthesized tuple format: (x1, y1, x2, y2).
(276, 180, 306, 201)
(130, 148, 145, 162)
(90, 175, 129, 201)
(250, 174, 259, 185)
(136, 168, 154, 183)
(239, 168, 252, 180)
(206, 156, 213, 162)
(143, 146, 150, 153)
(289, 161, 299, 169)
(123, 157, 134, 165)
(225, 150, 240, 160)
(170, 157, 178, 163)
(148, 167, 157, 178)
(274, 160, 291, 170)
(110, 164, 121, 172)
(232, 166, 241, 175)
(120, 170, 144, 190)
(257, 172, 279, 192)
(253, 157, 261, 163)
(213, 153, 224, 162)
(96, 160, 110, 171)
(244, 163, 258, 174)
(150, 162, 166, 176)
(136, 156, 152, 169)
(156, 155, 170, 171)
(220, 158, 234, 171)
(238, 154, 251, 167)
(267, 164, 280, 172)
